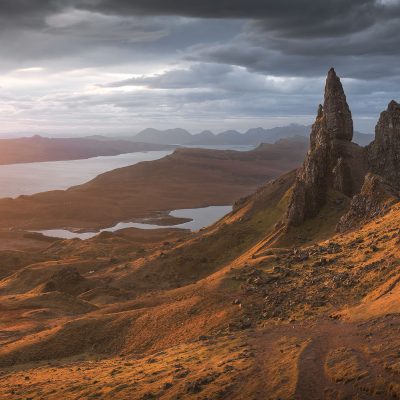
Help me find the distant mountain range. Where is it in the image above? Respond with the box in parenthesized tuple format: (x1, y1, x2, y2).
(110, 124, 374, 147)
(2, 124, 372, 166)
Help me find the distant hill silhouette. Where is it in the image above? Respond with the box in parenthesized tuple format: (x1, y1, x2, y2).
(128, 124, 373, 146)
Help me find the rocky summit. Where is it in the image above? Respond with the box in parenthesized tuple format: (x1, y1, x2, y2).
(323, 67, 353, 142)
(285, 68, 400, 230)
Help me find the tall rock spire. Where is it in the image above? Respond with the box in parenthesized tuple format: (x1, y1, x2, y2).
(324, 68, 353, 141)
(309, 69, 353, 150)
(285, 68, 364, 227)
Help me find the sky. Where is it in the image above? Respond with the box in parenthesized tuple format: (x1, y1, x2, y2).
(0, 0, 399, 137)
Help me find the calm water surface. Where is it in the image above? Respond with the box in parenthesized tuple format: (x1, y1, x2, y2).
(35, 206, 233, 239)
(0, 151, 173, 199)
(182, 144, 256, 151)
(0, 145, 256, 199)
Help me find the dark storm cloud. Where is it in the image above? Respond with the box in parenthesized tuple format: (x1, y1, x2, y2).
(2, 0, 398, 79)
(0, 0, 68, 29)
(79, 0, 392, 24)
(185, 41, 400, 80)
(1, 1, 399, 72)
(0, 0, 59, 17)
(76, 0, 400, 82)
(0, 2, 242, 72)
(3, 1, 399, 38)
(80, 0, 400, 39)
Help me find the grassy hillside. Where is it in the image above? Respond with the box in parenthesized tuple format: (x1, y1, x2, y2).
(1, 166, 400, 398)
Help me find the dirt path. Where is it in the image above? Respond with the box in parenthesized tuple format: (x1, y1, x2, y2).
(249, 319, 382, 400)
(294, 331, 333, 399)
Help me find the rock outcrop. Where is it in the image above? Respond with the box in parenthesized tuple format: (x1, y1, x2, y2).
(285, 68, 367, 227)
(337, 173, 399, 232)
(336, 100, 400, 232)
(368, 100, 400, 189)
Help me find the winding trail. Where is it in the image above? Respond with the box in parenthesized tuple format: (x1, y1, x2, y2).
(248, 319, 394, 400)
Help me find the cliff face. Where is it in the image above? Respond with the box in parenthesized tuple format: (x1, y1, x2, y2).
(285, 68, 367, 227)
(285, 68, 400, 231)
(368, 100, 400, 189)
(337, 173, 399, 232)
(335, 101, 400, 231)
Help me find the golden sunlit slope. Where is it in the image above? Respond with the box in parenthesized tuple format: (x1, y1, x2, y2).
(0, 171, 296, 369)
(1, 170, 400, 398)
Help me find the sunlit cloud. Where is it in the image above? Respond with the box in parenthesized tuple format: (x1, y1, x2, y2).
(15, 67, 45, 73)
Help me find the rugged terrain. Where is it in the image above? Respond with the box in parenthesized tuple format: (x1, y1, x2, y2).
(1, 69, 400, 399)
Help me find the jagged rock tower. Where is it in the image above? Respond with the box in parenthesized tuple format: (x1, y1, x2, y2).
(336, 100, 400, 231)
(285, 68, 400, 231)
(368, 100, 400, 189)
(285, 68, 367, 227)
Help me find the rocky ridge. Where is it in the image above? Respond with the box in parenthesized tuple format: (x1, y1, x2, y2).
(368, 100, 400, 189)
(285, 68, 400, 231)
(337, 173, 400, 232)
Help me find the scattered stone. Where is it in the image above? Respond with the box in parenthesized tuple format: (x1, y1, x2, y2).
(162, 382, 173, 390)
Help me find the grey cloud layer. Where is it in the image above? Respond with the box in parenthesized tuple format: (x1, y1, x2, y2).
(0, 0, 399, 135)
(2, 1, 399, 76)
